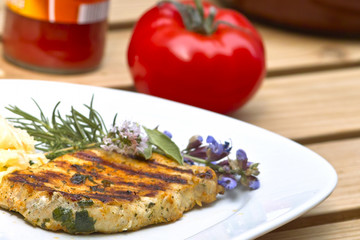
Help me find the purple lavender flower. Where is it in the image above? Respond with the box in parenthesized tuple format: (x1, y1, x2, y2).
(216, 160, 232, 173)
(185, 136, 231, 162)
(236, 149, 248, 170)
(187, 146, 207, 159)
(240, 175, 260, 190)
(182, 135, 260, 192)
(218, 176, 237, 190)
(248, 176, 260, 190)
(236, 149, 247, 161)
(163, 130, 172, 139)
(186, 135, 203, 150)
(206, 136, 231, 161)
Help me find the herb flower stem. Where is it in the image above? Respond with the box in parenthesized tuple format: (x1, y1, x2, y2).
(183, 154, 226, 172)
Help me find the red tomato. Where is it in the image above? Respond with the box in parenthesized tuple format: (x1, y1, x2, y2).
(127, 1, 265, 114)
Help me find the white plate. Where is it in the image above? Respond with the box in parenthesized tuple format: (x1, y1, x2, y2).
(0, 80, 337, 240)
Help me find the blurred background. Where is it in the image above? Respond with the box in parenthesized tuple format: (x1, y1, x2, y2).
(0, 0, 360, 239)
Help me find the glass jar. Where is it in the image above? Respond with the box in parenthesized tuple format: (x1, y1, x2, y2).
(3, 0, 109, 74)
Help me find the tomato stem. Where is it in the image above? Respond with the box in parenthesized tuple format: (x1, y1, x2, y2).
(164, 0, 217, 35)
(194, 0, 205, 21)
(193, 0, 217, 35)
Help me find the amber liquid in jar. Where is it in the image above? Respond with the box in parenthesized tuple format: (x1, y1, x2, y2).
(3, 5, 108, 73)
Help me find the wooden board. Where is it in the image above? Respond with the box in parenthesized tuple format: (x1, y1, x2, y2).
(232, 67, 360, 142)
(259, 27, 360, 75)
(259, 219, 360, 240)
(111, 0, 158, 25)
(305, 138, 360, 218)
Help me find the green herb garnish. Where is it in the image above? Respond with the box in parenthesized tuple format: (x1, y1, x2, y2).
(6, 97, 107, 159)
(101, 179, 113, 187)
(78, 199, 94, 208)
(6, 98, 183, 164)
(52, 207, 75, 233)
(144, 127, 183, 165)
(70, 173, 95, 185)
(74, 210, 96, 233)
(52, 207, 95, 233)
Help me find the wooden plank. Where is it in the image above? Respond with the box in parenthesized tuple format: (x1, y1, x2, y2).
(260, 27, 360, 75)
(231, 67, 360, 142)
(0, 30, 133, 89)
(111, 0, 158, 26)
(305, 138, 360, 217)
(258, 219, 360, 240)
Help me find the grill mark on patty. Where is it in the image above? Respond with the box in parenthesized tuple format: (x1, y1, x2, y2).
(7, 174, 140, 203)
(5, 150, 200, 203)
(147, 160, 194, 175)
(8, 171, 160, 202)
(50, 159, 169, 192)
(27, 174, 49, 183)
(6, 151, 183, 203)
(110, 180, 167, 192)
(9, 173, 47, 188)
(75, 151, 188, 184)
(39, 170, 68, 180)
(70, 164, 88, 173)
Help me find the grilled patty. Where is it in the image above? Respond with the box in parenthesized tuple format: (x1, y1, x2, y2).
(0, 149, 221, 234)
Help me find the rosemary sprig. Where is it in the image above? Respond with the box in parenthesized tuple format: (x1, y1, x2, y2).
(6, 97, 110, 159)
(5, 98, 182, 164)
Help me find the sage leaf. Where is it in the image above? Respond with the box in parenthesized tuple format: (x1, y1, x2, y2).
(143, 127, 183, 165)
(142, 144, 153, 160)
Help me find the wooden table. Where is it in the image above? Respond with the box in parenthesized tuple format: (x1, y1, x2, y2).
(1, 1, 360, 239)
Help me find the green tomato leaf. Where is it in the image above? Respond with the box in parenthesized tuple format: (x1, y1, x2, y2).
(143, 127, 183, 165)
